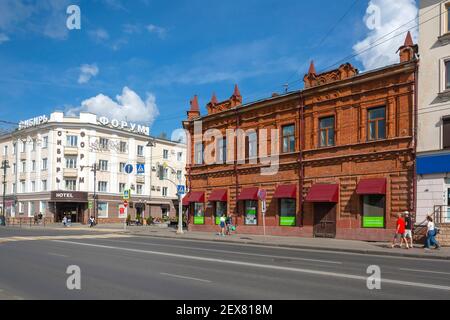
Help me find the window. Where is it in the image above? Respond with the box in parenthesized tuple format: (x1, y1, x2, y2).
(40, 201, 47, 215)
(177, 170, 182, 182)
(162, 187, 168, 197)
(137, 145, 144, 156)
(137, 184, 143, 195)
(42, 158, 48, 171)
(368, 107, 386, 141)
(19, 202, 24, 214)
(65, 179, 76, 191)
(99, 160, 108, 171)
(31, 181, 36, 192)
(195, 143, 203, 165)
(280, 199, 296, 226)
(163, 149, 169, 159)
(447, 3, 450, 33)
(20, 181, 26, 193)
(443, 117, 450, 149)
(282, 125, 295, 153)
(119, 162, 126, 173)
(119, 141, 127, 153)
(98, 181, 108, 192)
(119, 183, 126, 193)
(163, 168, 169, 179)
(31, 160, 36, 172)
(42, 136, 48, 149)
(28, 201, 35, 217)
(217, 138, 226, 163)
(97, 202, 108, 218)
(446, 60, 450, 90)
(319, 116, 335, 147)
(13, 163, 17, 174)
(2, 145, 7, 156)
(12, 183, 16, 194)
(66, 157, 77, 169)
(245, 200, 258, 225)
(177, 152, 183, 161)
(193, 203, 205, 225)
(99, 138, 109, 150)
(215, 202, 227, 225)
(362, 195, 386, 228)
(20, 141, 26, 153)
(66, 135, 78, 147)
(32, 139, 36, 152)
(13, 142, 17, 154)
(42, 180, 47, 191)
(21, 161, 26, 173)
(248, 131, 258, 159)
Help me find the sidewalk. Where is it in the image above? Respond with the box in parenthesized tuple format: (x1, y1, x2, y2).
(92, 223, 450, 260)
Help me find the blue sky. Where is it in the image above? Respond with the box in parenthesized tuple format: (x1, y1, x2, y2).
(0, 0, 418, 138)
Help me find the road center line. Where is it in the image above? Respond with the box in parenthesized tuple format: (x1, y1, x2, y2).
(160, 273, 212, 283)
(47, 253, 69, 258)
(98, 238, 342, 265)
(399, 268, 450, 276)
(54, 240, 450, 292)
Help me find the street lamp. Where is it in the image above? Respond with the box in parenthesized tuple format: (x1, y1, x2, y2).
(1, 159, 11, 226)
(159, 162, 184, 234)
(147, 138, 156, 220)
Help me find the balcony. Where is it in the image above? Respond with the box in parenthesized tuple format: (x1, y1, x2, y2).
(63, 168, 78, 178)
(64, 147, 79, 156)
(20, 152, 27, 160)
(19, 173, 27, 181)
(136, 175, 145, 184)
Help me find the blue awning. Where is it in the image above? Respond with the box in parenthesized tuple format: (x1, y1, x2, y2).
(417, 153, 450, 175)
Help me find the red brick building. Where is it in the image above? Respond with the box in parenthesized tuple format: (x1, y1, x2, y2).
(182, 33, 418, 241)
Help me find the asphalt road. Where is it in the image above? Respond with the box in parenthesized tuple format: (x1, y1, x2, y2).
(1, 228, 450, 300)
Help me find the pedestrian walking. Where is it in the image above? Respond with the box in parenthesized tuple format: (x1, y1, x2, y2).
(219, 214, 226, 237)
(89, 216, 95, 228)
(225, 216, 232, 235)
(33, 213, 39, 225)
(391, 212, 408, 249)
(425, 216, 441, 250)
(62, 215, 67, 227)
(404, 211, 414, 249)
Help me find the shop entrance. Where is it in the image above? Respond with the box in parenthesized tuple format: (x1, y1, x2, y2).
(313, 203, 336, 238)
(55, 203, 85, 223)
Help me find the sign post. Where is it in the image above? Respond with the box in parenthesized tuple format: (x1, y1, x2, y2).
(258, 189, 267, 237)
(177, 185, 185, 234)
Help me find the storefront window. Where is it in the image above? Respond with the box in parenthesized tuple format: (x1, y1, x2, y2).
(245, 200, 258, 225)
(362, 195, 385, 228)
(97, 202, 108, 218)
(280, 199, 296, 226)
(215, 202, 227, 225)
(193, 202, 205, 225)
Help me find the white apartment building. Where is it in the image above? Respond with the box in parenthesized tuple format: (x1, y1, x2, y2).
(417, 0, 450, 222)
(0, 112, 186, 224)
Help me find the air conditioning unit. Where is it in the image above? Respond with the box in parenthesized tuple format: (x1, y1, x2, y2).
(171, 150, 176, 155)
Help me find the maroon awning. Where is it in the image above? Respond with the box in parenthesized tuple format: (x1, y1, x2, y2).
(182, 191, 205, 205)
(182, 196, 190, 206)
(238, 187, 259, 201)
(305, 184, 339, 203)
(273, 184, 297, 199)
(208, 189, 228, 202)
(356, 178, 386, 195)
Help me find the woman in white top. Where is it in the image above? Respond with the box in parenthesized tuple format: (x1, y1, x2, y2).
(425, 216, 440, 250)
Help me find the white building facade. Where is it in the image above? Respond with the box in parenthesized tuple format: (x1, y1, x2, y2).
(417, 0, 450, 223)
(0, 112, 186, 224)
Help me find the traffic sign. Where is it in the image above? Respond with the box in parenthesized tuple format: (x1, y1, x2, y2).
(258, 189, 267, 201)
(124, 164, 133, 174)
(136, 163, 145, 174)
(123, 189, 130, 200)
(261, 200, 267, 215)
(177, 185, 185, 195)
(119, 205, 127, 219)
(123, 200, 128, 208)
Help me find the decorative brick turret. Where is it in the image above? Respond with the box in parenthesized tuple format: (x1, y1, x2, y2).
(206, 85, 243, 115)
(304, 61, 358, 89)
(398, 31, 418, 63)
(187, 95, 200, 120)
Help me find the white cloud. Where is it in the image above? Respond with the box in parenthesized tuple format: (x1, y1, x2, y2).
(89, 28, 110, 42)
(66, 87, 159, 127)
(0, 33, 9, 44)
(147, 24, 167, 39)
(353, 0, 418, 71)
(78, 64, 99, 84)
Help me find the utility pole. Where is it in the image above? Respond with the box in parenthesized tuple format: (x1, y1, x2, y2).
(147, 138, 156, 217)
(90, 163, 98, 222)
(1, 160, 10, 226)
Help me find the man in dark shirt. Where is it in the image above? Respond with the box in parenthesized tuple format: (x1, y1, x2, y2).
(404, 211, 413, 248)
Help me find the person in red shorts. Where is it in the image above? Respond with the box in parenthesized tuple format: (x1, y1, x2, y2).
(391, 212, 409, 249)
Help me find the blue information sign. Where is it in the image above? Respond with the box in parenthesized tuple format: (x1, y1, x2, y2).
(136, 164, 145, 174)
(177, 185, 185, 195)
(124, 164, 133, 174)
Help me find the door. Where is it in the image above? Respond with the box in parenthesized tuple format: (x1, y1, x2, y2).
(313, 203, 336, 238)
(447, 188, 450, 223)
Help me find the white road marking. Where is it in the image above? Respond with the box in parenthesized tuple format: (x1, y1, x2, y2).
(54, 240, 450, 292)
(399, 268, 450, 276)
(99, 238, 342, 265)
(0, 234, 131, 244)
(160, 273, 212, 283)
(47, 253, 69, 258)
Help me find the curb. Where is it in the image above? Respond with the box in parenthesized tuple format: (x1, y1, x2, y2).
(121, 231, 450, 261)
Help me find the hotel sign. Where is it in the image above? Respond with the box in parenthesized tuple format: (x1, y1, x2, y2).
(51, 191, 88, 202)
(19, 115, 49, 130)
(98, 116, 150, 136)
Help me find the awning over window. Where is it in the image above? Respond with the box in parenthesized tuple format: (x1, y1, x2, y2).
(238, 187, 259, 201)
(356, 178, 386, 195)
(208, 189, 228, 202)
(273, 184, 297, 199)
(305, 184, 339, 203)
(182, 191, 205, 205)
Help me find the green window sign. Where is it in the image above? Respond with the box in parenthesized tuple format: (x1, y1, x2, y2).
(280, 216, 296, 226)
(280, 199, 296, 227)
(193, 203, 205, 225)
(363, 216, 384, 228)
